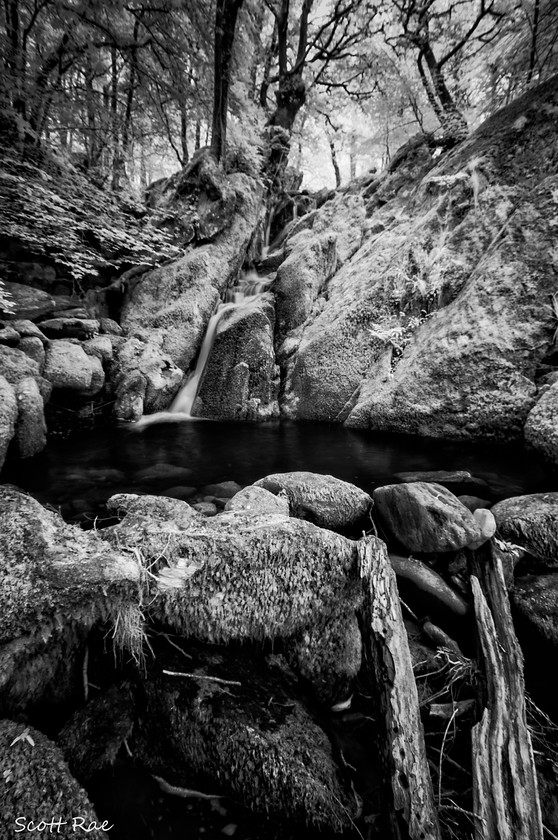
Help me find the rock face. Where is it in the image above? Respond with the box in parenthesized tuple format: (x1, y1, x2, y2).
(267, 76, 558, 440)
(193, 295, 280, 421)
(111, 338, 183, 421)
(373, 482, 484, 553)
(253, 471, 372, 531)
(492, 493, 558, 570)
(121, 173, 262, 372)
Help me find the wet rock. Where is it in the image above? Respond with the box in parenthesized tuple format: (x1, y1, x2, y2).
(43, 340, 105, 394)
(202, 480, 243, 498)
(18, 336, 45, 370)
(394, 469, 489, 494)
(14, 377, 46, 458)
(491, 493, 558, 570)
(0, 281, 55, 320)
(0, 720, 108, 839)
(511, 574, 558, 646)
(112, 338, 183, 421)
(373, 482, 484, 553)
(161, 485, 197, 500)
(38, 317, 100, 340)
(193, 296, 280, 421)
(130, 647, 357, 831)
(225, 486, 290, 516)
(275, 232, 337, 339)
(0, 375, 17, 470)
(253, 471, 372, 531)
(525, 382, 558, 467)
(389, 554, 470, 629)
(458, 494, 492, 512)
(135, 463, 193, 484)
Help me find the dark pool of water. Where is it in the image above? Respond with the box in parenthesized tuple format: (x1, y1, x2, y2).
(2, 419, 555, 523)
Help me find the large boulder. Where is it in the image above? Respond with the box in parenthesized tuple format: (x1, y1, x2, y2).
(193, 295, 279, 421)
(276, 77, 558, 438)
(0, 721, 109, 838)
(103, 499, 362, 645)
(0, 487, 139, 707)
(253, 471, 372, 531)
(121, 173, 262, 372)
(373, 482, 485, 553)
(43, 340, 104, 394)
(129, 645, 358, 831)
(491, 493, 558, 570)
(0, 344, 50, 399)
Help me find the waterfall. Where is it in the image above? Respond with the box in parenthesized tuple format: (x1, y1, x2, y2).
(170, 301, 237, 416)
(131, 271, 271, 428)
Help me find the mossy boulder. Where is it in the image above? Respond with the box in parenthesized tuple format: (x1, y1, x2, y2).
(0, 487, 139, 709)
(491, 492, 558, 570)
(129, 644, 358, 831)
(0, 720, 109, 838)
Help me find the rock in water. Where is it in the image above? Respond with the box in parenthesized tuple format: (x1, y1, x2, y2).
(491, 493, 558, 570)
(193, 296, 279, 421)
(373, 482, 484, 553)
(253, 471, 372, 531)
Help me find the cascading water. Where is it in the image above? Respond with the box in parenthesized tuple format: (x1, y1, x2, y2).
(133, 271, 271, 428)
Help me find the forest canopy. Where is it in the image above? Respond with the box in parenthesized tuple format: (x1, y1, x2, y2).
(1, 0, 557, 192)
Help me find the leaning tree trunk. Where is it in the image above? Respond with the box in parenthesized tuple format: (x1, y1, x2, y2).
(469, 544, 543, 840)
(358, 537, 441, 840)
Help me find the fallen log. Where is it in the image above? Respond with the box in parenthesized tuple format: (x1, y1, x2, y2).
(469, 544, 543, 840)
(358, 536, 441, 840)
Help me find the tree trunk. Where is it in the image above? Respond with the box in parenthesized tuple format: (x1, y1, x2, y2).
(420, 41, 468, 142)
(469, 545, 543, 840)
(358, 537, 442, 840)
(210, 0, 244, 162)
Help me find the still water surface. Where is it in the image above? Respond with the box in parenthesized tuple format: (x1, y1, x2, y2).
(3, 419, 554, 522)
